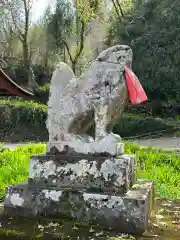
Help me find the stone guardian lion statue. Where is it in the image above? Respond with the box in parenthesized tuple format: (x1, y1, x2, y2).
(46, 45, 133, 144)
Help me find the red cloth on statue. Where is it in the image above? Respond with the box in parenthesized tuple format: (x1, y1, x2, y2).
(124, 66, 148, 105)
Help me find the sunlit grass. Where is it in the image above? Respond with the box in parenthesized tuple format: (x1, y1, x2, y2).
(0, 144, 46, 200)
(0, 99, 47, 110)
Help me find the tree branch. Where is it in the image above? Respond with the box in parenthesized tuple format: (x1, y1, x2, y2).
(73, 20, 85, 63)
(22, 0, 30, 39)
(4, 0, 24, 39)
(62, 20, 85, 73)
(115, 0, 124, 18)
(63, 40, 74, 64)
(111, 0, 122, 22)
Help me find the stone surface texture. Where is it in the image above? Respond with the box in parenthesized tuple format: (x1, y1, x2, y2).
(46, 45, 132, 143)
(4, 180, 154, 234)
(28, 154, 136, 193)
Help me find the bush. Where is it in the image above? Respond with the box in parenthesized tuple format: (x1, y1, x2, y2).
(0, 99, 48, 142)
(32, 64, 52, 86)
(127, 102, 180, 118)
(34, 84, 50, 104)
(113, 114, 175, 138)
(0, 99, 177, 142)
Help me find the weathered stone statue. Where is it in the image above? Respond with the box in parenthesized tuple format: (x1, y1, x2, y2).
(47, 45, 132, 142)
(46, 45, 133, 154)
(4, 45, 154, 236)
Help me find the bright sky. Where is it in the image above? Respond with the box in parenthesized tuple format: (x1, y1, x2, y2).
(31, 0, 55, 23)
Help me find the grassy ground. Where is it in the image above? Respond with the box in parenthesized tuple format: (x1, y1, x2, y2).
(0, 144, 46, 200)
(125, 142, 180, 198)
(0, 142, 180, 200)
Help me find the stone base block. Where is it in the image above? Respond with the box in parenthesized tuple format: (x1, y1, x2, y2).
(29, 154, 136, 194)
(4, 180, 154, 234)
(46, 134, 124, 157)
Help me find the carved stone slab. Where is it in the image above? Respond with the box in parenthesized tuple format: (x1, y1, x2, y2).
(28, 154, 136, 194)
(4, 180, 154, 234)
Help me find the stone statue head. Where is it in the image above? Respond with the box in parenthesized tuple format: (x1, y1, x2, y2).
(96, 45, 133, 68)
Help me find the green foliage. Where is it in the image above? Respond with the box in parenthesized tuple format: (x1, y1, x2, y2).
(1, 0, 106, 85)
(75, 0, 101, 24)
(0, 99, 48, 142)
(34, 84, 50, 104)
(0, 99, 176, 141)
(0, 144, 46, 200)
(113, 114, 174, 138)
(108, 0, 180, 103)
(125, 142, 180, 198)
(47, 0, 74, 50)
(47, 0, 104, 73)
(32, 64, 52, 85)
(174, 130, 180, 137)
(88, 113, 175, 138)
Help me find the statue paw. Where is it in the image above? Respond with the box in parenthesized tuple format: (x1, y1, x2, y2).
(66, 134, 94, 143)
(96, 133, 122, 145)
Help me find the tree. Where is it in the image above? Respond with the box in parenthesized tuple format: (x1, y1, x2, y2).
(48, 0, 102, 74)
(1, 0, 35, 89)
(47, 0, 74, 65)
(70, 0, 104, 73)
(29, 5, 56, 70)
(40, 6, 55, 69)
(108, 0, 180, 104)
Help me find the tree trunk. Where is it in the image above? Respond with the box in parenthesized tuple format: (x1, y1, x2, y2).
(23, 0, 36, 90)
(44, 47, 49, 69)
(72, 61, 76, 74)
(111, 0, 122, 21)
(23, 41, 36, 90)
(63, 20, 85, 74)
(23, 41, 30, 84)
(63, 46, 66, 62)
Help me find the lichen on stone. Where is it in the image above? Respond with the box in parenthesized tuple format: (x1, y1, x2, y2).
(10, 193, 24, 207)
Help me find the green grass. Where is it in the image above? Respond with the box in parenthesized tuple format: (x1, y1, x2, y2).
(0, 142, 179, 200)
(125, 142, 180, 198)
(0, 144, 46, 200)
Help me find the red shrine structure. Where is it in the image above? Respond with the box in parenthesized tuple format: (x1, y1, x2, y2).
(0, 68, 34, 99)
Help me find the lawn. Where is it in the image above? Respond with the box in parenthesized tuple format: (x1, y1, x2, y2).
(0, 142, 180, 201)
(0, 143, 46, 200)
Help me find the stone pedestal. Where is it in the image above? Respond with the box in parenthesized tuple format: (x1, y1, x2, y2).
(4, 139, 154, 234)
